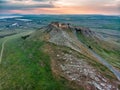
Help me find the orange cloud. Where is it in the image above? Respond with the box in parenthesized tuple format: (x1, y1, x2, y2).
(10, 6, 119, 15)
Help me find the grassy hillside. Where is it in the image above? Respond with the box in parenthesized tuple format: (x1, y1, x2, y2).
(76, 31, 120, 71)
(0, 33, 75, 90)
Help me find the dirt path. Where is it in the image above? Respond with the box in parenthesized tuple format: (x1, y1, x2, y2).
(0, 39, 8, 64)
(0, 31, 34, 64)
(74, 31, 120, 81)
(88, 48, 120, 81)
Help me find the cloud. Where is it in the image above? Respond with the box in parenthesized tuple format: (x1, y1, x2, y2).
(0, 0, 119, 15)
(53, 0, 120, 14)
(0, 0, 56, 11)
(0, 0, 8, 3)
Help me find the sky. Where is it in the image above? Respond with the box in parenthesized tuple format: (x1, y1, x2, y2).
(0, 0, 120, 15)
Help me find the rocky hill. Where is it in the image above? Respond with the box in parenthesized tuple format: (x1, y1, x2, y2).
(29, 22, 120, 90)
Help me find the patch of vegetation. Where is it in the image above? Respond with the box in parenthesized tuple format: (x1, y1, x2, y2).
(76, 32, 118, 79)
(0, 36, 74, 90)
(118, 84, 120, 89)
(76, 32, 120, 71)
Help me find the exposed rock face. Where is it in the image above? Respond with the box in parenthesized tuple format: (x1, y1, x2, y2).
(50, 22, 101, 38)
(55, 53, 118, 90)
(47, 44, 119, 90)
(75, 27, 95, 37)
(46, 22, 101, 57)
(46, 22, 83, 53)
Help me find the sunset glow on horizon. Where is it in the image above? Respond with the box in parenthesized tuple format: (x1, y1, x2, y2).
(0, 0, 120, 15)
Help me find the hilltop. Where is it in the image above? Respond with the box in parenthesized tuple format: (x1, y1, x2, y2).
(28, 22, 120, 90)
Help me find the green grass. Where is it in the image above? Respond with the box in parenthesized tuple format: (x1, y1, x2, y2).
(0, 35, 73, 90)
(76, 32, 120, 71)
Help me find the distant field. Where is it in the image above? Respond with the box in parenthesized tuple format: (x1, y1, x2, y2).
(0, 15, 120, 31)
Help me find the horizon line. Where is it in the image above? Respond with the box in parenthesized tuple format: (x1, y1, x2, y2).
(0, 13, 120, 16)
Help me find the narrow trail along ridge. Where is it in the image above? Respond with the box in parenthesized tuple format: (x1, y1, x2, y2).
(0, 39, 8, 64)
